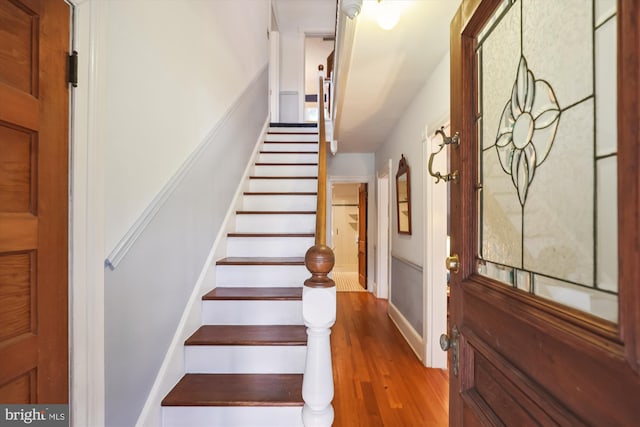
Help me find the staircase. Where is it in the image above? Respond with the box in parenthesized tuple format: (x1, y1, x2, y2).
(161, 124, 319, 427)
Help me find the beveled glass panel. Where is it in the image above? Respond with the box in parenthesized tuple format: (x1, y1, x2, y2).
(597, 156, 618, 292)
(522, 0, 592, 107)
(523, 100, 594, 287)
(595, 16, 617, 157)
(595, 0, 616, 27)
(534, 275, 617, 322)
(476, 0, 618, 322)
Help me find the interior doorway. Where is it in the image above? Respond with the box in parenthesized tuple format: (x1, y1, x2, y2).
(331, 183, 367, 291)
(303, 35, 334, 122)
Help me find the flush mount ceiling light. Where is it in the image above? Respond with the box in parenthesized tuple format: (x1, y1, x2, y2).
(374, 0, 405, 30)
(341, 0, 363, 19)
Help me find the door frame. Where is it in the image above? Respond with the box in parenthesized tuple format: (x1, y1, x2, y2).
(327, 175, 374, 290)
(376, 160, 392, 299)
(68, 1, 107, 425)
(423, 122, 450, 369)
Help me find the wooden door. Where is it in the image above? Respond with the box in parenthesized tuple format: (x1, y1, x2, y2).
(0, 0, 70, 403)
(447, 0, 640, 425)
(358, 183, 367, 288)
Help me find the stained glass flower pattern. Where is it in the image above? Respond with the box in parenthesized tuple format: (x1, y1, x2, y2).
(495, 56, 560, 205)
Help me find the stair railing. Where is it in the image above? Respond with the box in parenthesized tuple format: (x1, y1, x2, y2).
(301, 65, 336, 426)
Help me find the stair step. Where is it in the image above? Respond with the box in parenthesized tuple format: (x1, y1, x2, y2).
(228, 233, 314, 238)
(249, 176, 317, 179)
(236, 211, 315, 215)
(249, 178, 318, 192)
(255, 162, 318, 166)
(242, 192, 317, 211)
(216, 257, 305, 265)
(162, 373, 303, 407)
(203, 287, 302, 300)
(261, 142, 318, 152)
(260, 151, 318, 154)
(186, 325, 306, 346)
(202, 288, 303, 325)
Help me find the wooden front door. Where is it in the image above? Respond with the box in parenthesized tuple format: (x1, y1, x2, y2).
(0, 0, 70, 403)
(447, 0, 640, 425)
(357, 183, 367, 288)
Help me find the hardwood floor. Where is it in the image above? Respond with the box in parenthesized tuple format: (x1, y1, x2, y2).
(333, 292, 449, 426)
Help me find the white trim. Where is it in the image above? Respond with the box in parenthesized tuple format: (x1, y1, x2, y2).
(375, 172, 390, 299)
(422, 121, 450, 369)
(69, 0, 107, 425)
(388, 302, 425, 361)
(105, 64, 269, 269)
(135, 119, 269, 427)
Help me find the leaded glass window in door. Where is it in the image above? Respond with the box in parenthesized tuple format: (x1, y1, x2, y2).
(476, 0, 618, 322)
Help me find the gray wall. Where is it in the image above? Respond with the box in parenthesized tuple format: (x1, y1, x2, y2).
(104, 69, 268, 427)
(391, 255, 423, 335)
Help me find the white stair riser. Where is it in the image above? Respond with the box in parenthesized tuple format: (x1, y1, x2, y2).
(163, 406, 303, 427)
(262, 143, 318, 152)
(227, 236, 314, 257)
(184, 345, 307, 374)
(254, 165, 318, 177)
(216, 265, 309, 287)
(265, 133, 317, 142)
(269, 127, 317, 133)
(259, 153, 318, 163)
(236, 214, 315, 233)
(249, 179, 317, 193)
(243, 195, 317, 211)
(202, 300, 303, 325)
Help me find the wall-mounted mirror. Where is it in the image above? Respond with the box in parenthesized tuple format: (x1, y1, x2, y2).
(396, 154, 411, 235)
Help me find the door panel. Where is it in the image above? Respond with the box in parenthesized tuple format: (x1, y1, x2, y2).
(0, 0, 69, 403)
(449, 0, 640, 425)
(358, 183, 367, 287)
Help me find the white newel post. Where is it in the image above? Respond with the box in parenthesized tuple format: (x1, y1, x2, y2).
(302, 245, 336, 426)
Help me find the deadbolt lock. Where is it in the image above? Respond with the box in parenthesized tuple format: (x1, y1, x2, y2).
(446, 254, 460, 273)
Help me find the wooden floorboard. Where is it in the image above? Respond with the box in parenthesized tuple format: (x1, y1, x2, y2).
(333, 292, 449, 426)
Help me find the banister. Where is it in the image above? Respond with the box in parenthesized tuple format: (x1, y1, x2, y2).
(301, 65, 336, 427)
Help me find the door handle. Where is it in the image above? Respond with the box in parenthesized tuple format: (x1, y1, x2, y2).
(428, 127, 460, 184)
(440, 325, 460, 376)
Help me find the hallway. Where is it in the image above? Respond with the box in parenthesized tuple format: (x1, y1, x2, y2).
(332, 293, 449, 426)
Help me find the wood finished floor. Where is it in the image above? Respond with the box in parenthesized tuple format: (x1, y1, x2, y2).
(333, 292, 449, 426)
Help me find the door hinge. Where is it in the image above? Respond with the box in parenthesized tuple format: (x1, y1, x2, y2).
(68, 51, 78, 87)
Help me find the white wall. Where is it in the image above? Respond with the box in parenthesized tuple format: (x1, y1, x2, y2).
(104, 0, 269, 254)
(375, 52, 451, 267)
(279, 30, 305, 121)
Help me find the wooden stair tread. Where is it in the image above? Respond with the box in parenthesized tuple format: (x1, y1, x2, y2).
(260, 152, 318, 156)
(255, 162, 318, 166)
(203, 287, 302, 301)
(242, 193, 318, 198)
(249, 176, 318, 179)
(236, 211, 315, 215)
(216, 257, 305, 265)
(227, 233, 314, 237)
(186, 325, 307, 346)
(263, 141, 317, 144)
(269, 122, 317, 128)
(162, 373, 303, 407)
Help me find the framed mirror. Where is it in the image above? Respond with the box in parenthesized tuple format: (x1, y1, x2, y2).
(396, 154, 411, 235)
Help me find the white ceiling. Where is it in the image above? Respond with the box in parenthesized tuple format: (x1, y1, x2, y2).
(272, 0, 460, 153)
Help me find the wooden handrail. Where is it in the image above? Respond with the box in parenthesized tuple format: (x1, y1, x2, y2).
(316, 65, 327, 246)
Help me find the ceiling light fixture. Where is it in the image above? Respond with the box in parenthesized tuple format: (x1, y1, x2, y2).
(375, 0, 403, 31)
(341, 0, 363, 19)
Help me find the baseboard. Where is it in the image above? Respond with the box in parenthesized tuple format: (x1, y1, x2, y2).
(105, 64, 268, 270)
(134, 118, 269, 427)
(388, 302, 425, 362)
